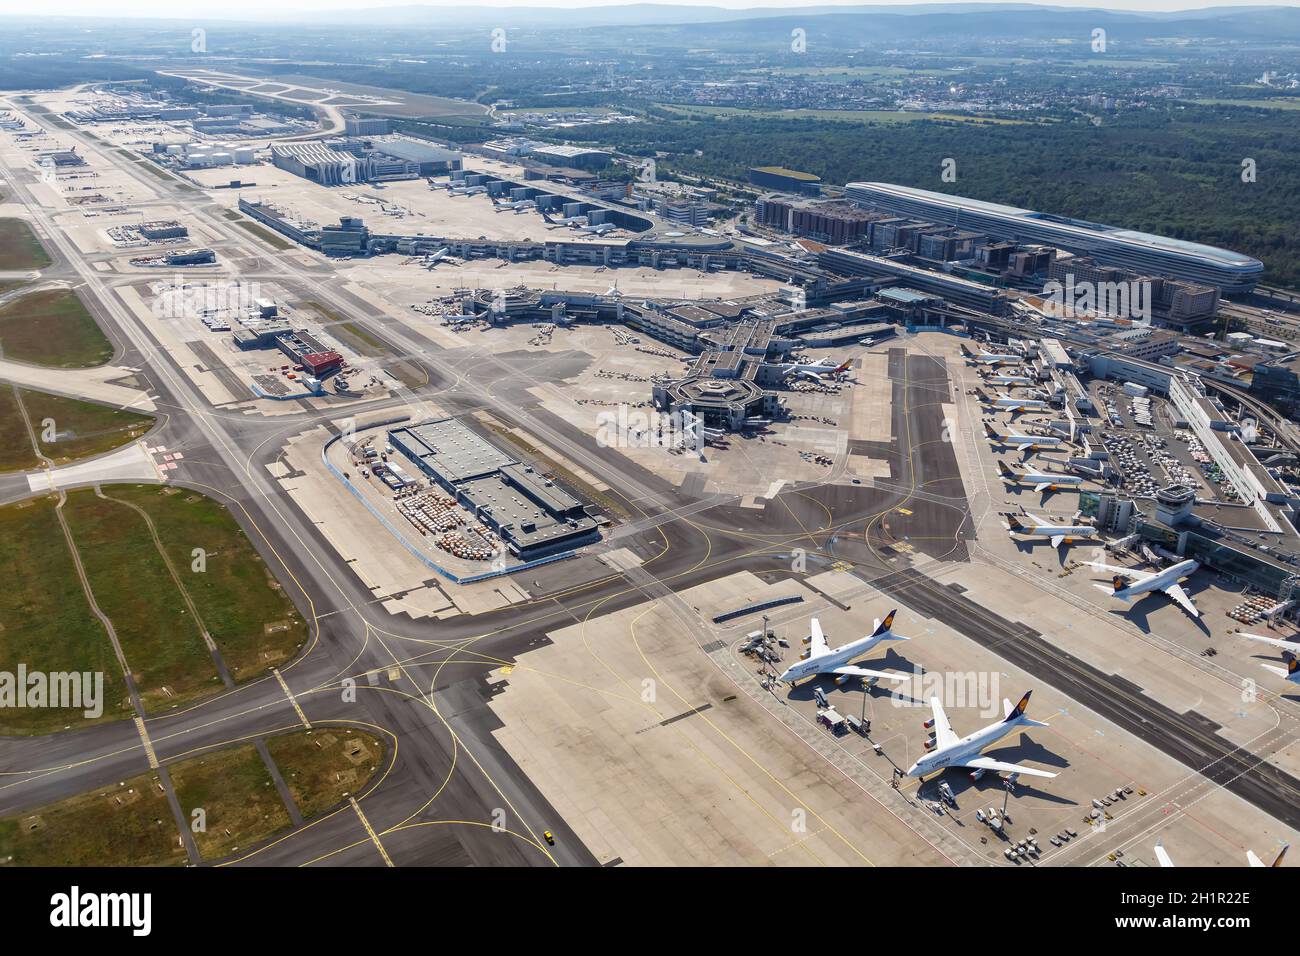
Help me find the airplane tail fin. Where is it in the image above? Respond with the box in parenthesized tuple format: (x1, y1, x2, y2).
(1004, 513, 1025, 532)
(1274, 844, 1290, 867)
(1112, 575, 1129, 595)
(833, 359, 852, 375)
(1005, 691, 1047, 726)
(997, 460, 1017, 479)
(872, 609, 907, 640)
(983, 421, 999, 439)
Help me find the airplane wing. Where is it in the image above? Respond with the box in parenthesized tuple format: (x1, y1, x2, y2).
(1051, 535, 1065, 550)
(1033, 482, 1052, 493)
(1241, 633, 1300, 652)
(809, 618, 829, 657)
(1163, 583, 1200, 619)
(1155, 842, 1176, 868)
(928, 698, 959, 749)
(1086, 561, 1154, 584)
(830, 665, 908, 682)
(962, 756, 1058, 779)
(1247, 844, 1288, 867)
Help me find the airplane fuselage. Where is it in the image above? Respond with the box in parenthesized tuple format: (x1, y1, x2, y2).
(986, 375, 1035, 386)
(1004, 470, 1083, 487)
(780, 633, 887, 684)
(991, 433, 1064, 449)
(988, 398, 1048, 411)
(1117, 559, 1198, 598)
(907, 720, 1020, 777)
(1016, 523, 1091, 537)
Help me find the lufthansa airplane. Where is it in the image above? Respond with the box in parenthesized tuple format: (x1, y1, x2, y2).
(779, 612, 911, 687)
(905, 691, 1058, 782)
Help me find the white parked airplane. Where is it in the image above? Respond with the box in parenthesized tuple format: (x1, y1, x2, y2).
(983, 421, 1065, 451)
(1156, 840, 1288, 867)
(1087, 559, 1201, 619)
(779, 358, 852, 382)
(779, 611, 910, 687)
(1239, 633, 1300, 683)
(983, 373, 1037, 387)
(1249, 844, 1290, 867)
(579, 222, 616, 235)
(961, 343, 1022, 366)
(905, 691, 1058, 781)
(997, 460, 1085, 494)
(1004, 512, 1099, 550)
(976, 387, 1048, 416)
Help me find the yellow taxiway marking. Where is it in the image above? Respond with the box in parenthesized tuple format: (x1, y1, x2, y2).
(273, 668, 312, 730)
(349, 796, 394, 867)
(134, 716, 159, 769)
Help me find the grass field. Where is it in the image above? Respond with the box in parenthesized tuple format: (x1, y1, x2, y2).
(266, 729, 385, 820)
(0, 289, 114, 367)
(0, 387, 153, 472)
(0, 770, 188, 867)
(170, 743, 291, 860)
(0, 387, 38, 472)
(24, 389, 153, 466)
(0, 496, 126, 736)
(230, 218, 295, 251)
(60, 486, 308, 711)
(336, 321, 388, 354)
(62, 489, 219, 712)
(173, 729, 384, 861)
(109, 485, 307, 679)
(0, 218, 52, 271)
(0, 485, 304, 723)
(0, 728, 384, 864)
(298, 299, 349, 324)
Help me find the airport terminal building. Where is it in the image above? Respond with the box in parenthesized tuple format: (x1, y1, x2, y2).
(844, 182, 1264, 294)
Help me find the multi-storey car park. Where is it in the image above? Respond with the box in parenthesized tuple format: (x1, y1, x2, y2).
(844, 182, 1265, 295)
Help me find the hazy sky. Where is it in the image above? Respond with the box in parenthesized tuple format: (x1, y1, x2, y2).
(5, 0, 1296, 19)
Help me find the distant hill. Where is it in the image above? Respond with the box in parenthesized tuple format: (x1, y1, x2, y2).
(264, 3, 1300, 38)
(3, 3, 1300, 41)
